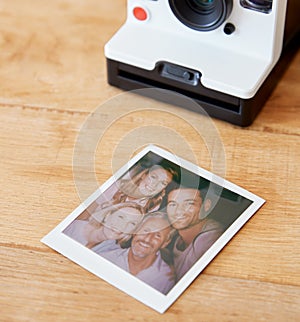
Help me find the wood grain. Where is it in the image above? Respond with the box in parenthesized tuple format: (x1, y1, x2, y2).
(0, 1, 299, 321)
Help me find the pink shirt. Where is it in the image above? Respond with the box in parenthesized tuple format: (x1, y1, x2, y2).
(173, 219, 223, 281)
(101, 248, 175, 294)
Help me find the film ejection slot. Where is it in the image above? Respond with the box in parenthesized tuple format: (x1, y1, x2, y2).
(160, 63, 200, 86)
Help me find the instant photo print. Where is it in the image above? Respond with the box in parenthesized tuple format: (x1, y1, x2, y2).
(41, 145, 265, 313)
(105, 0, 300, 126)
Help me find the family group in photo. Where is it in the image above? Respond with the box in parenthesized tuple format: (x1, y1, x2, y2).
(63, 162, 224, 295)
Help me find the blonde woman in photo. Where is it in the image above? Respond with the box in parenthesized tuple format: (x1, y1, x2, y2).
(63, 203, 145, 253)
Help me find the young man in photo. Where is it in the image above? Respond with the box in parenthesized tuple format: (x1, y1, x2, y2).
(167, 186, 224, 281)
(100, 212, 176, 295)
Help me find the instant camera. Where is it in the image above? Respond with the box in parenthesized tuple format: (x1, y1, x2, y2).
(105, 0, 299, 126)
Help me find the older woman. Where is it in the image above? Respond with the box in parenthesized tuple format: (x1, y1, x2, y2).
(63, 203, 144, 251)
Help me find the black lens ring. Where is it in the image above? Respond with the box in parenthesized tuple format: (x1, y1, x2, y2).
(169, 0, 233, 31)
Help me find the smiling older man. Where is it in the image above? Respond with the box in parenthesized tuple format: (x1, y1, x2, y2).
(100, 212, 176, 294)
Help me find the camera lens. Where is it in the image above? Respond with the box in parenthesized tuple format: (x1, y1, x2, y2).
(169, 0, 233, 31)
(240, 0, 272, 13)
(189, 0, 215, 12)
(192, 0, 215, 7)
(194, 0, 214, 3)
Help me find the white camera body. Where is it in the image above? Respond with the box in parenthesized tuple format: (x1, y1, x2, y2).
(105, 0, 299, 126)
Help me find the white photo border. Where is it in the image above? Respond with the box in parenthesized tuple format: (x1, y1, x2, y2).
(41, 144, 265, 313)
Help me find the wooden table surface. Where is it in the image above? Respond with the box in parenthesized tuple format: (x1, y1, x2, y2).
(1, 1, 299, 321)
